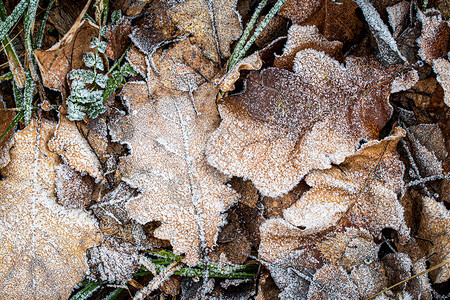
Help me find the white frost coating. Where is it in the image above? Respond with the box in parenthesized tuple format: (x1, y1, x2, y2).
(0, 119, 102, 299)
(354, 0, 406, 62)
(433, 58, 450, 107)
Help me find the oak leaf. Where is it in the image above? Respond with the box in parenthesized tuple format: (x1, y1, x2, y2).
(167, 0, 242, 62)
(207, 49, 395, 197)
(417, 10, 450, 65)
(0, 119, 102, 299)
(109, 41, 238, 265)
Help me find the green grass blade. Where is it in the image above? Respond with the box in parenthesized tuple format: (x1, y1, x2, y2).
(229, 0, 287, 70)
(23, 71, 35, 125)
(228, 0, 268, 70)
(69, 282, 101, 300)
(34, 0, 54, 49)
(13, 80, 24, 109)
(0, 0, 29, 42)
(24, 0, 38, 52)
(0, 109, 23, 139)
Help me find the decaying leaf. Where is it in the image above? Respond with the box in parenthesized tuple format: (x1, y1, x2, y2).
(207, 49, 395, 197)
(167, 0, 242, 62)
(283, 127, 408, 238)
(219, 52, 263, 92)
(279, 0, 362, 46)
(109, 41, 238, 265)
(48, 115, 104, 182)
(0, 119, 102, 299)
(34, 19, 99, 97)
(418, 197, 450, 283)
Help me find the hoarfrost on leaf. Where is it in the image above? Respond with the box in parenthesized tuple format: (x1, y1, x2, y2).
(0, 118, 102, 299)
(109, 42, 238, 265)
(206, 49, 395, 197)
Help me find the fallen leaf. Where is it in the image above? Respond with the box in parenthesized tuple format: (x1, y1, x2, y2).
(55, 163, 94, 208)
(88, 236, 139, 283)
(0, 118, 102, 299)
(417, 197, 450, 283)
(48, 115, 104, 182)
(219, 52, 263, 92)
(307, 264, 359, 299)
(386, 1, 410, 39)
(34, 19, 100, 98)
(129, 0, 179, 56)
(109, 42, 238, 265)
(207, 49, 395, 197)
(354, 0, 406, 65)
(316, 228, 378, 272)
(279, 0, 362, 46)
(105, 16, 132, 60)
(274, 25, 343, 71)
(433, 58, 450, 107)
(283, 127, 408, 239)
(264, 249, 323, 299)
(406, 123, 447, 177)
(167, 0, 242, 62)
(417, 10, 450, 65)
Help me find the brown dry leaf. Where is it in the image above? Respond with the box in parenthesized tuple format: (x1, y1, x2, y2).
(283, 127, 408, 239)
(105, 16, 132, 60)
(279, 0, 362, 46)
(418, 197, 450, 283)
(34, 19, 99, 97)
(167, 0, 242, 62)
(109, 42, 238, 265)
(274, 25, 343, 71)
(48, 115, 104, 182)
(206, 49, 395, 197)
(418, 10, 450, 65)
(0, 118, 102, 299)
(0, 109, 15, 168)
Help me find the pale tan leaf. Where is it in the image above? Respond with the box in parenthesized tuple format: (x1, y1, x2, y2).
(167, 0, 241, 62)
(109, 42, 238, 265)
(0, 119, 102, 299)
(207, 49, 394, 197)
(219, 52, 263, 92)
(307, 264, 360, 299)
(48, 115, 104, 182)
